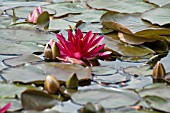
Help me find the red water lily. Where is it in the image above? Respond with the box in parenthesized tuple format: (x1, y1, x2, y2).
(44, 29, 111, 66)
(27, 6, 43, 23)
(0, 103, 11, 113)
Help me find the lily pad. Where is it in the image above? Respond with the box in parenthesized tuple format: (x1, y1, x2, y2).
(143, 96, 170, 112)
(0, 83, 27, 99)
(123, 65, 152, 77)
(3, 54, 42, 67)
(48, 19, 76, 32)
(71, 88, 140, 108)
(0, 62, 91, 84)
(0, 99, 22, 112)
(87, 0, 155, 13)
(92, 66, 117, 76)
(21, 89, 59, 111)
(142, 4, 170, 26)
(65, 10, 106, 23)
(5, 6, 56, 18)
(44, 2, 87, 18)
(144, 0, 170, 7)
(139, 84, 170, 99)
(103, 34, 155, 57)
(0, 16, 12, 28)
(77, 22, 112, 34)
(101, 12, 170, 36)
(0, 29, 56, 44)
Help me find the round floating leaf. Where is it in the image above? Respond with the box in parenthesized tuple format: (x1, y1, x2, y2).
(0, 1, 49, 11)
(48, 19, 76, 32)
(0, 41, 43, 55)
(139, 84, 170, 99)
(92, 66, 117, 76)
(0, 83, 27, 99)
(103, 34, 155, 57)
(44, 2, 87, 18)
(6, 6, 56, 18)
(123, 65, 152, 77)
(87, 0, 155, 13)
(65, 10, 106, 23)
(144, 96, 170, 113)
(0, 99, 22, 112)
(1, 62, 91, 84)
(0, 16, 12, 28)
(21, 89, 59, 110)
(101, 12, 170, 36)
(142, 4, 170, 26)
(0, 55, 14, 71)
(144, 0, 170, 7)
(3, 54, 42, 67)
(71, 88, 140, 108)
(77, 22, 112, 34)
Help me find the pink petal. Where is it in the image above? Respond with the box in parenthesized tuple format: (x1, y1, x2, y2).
(56, 43, 72, 57)
(82, 31, 92, 47)
(73, 52, 82, 59)
(88, 36, 104, 52)
(66, 57, 84, 65)
(87, 44, 105, 57)
(37, 6, 43, 14)
(99, 51, 112, 56)
(0, 103, 11, 113)
(48, 39, 55, 47)
(68, 30, 74, 43)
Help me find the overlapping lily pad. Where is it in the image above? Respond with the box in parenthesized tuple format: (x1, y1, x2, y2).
(142, 4, 170, 26)
(101, 12, 170, 36)
(5, 6, 56, 18)
(87, 0, 155, 13)
(144, 0, 170, 7)
(0, 16, 12, 28)
(44, 2, 87, 18)
(71, 88, 140, 108)
(0, 62, 91, 84)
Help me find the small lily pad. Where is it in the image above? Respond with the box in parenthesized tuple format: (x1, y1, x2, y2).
(144, 0, 170, 7)
(1, 62, 91, 84)
(123, 65, 152, 77)
(71, 88, 140, 108)
(92, 66, 117, 76)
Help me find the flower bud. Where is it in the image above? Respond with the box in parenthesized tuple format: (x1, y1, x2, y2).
(153, 61, 166, 80)
(44, 75, 60, 94)
(66, 73, 78, 89)
(52, 42, 60, 59)
(44, 44, 52, 59)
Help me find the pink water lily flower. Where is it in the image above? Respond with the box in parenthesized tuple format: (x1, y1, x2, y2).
(0, 103, 11, 113)
(27, 6, 43, 23)
(55, 29, 111, 66)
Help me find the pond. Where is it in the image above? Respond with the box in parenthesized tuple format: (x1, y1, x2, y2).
(0, 0, 170, 113)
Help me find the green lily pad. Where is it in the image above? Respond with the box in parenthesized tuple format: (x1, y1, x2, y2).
(21, 89, 59, 111)
(0, 83, 27, 99)
(87, 0, 155, 13)
(123, 65, 152, 77)
(143, 96, 170, 112)
(92, 66, 118, 76)
(144, 0, 170, 7)
(139, 84, 170, 99)
(5, 6, 56, 18)
(0, 62, 91, 84)
(101, 12, 170, 36)
(44, 2, 87, 18)
(142, 4, 170, 26)
(71, 88, 140, 108)
(0, 40, 43, 55)
(48, 19, 76, 32)
(0, 99, 22, 112)
(65, 10, 106, 23)
(104, 34, 155, 57)
(0, 55, 15, 71)
(0, 29, 56, 44)
(0, 1, 49, 11)
(3, 54, 42, 67)
(0, 16, 12, 28)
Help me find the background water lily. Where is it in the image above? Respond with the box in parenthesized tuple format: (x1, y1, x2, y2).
(27, 6, 43, 23)
(54, 29, 111, 66)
